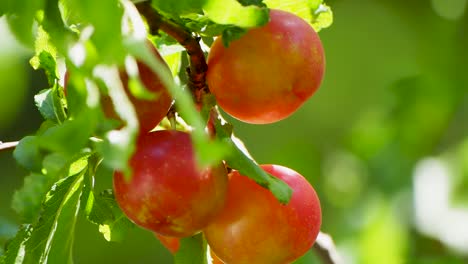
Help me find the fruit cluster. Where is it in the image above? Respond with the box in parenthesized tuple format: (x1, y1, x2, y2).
(109, 9, 324, 264)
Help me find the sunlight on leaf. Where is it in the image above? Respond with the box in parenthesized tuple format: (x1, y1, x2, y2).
(84, 189, 134, 242)
(203, 0, 269, 28)
(212, 113, 292, 204)
(159, 44, 184, 79)
(263, 0, 333, 31)
(151, 0, 206, 16)
(1, 224, 33, 264)
(14, 170, 86, 263)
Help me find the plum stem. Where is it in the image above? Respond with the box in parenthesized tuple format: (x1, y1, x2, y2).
(135, 1, 209, 105)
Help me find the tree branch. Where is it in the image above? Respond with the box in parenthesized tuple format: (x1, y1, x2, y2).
(313, 232, 343, 264)
(135, 1, 208, 104)
(0, 141, 19, 152)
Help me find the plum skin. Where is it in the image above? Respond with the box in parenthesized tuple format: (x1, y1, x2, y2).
(113, 130, 228, 237)
(207, 9, 325, 124)
(204, 164, 322, 264)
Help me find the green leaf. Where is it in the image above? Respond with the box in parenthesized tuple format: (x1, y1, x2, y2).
(63, 70, 91, 118)
(34, 83, 67, 124)
(203, 0, 269, 28)
(41, 0, 75, 55)
(42, 153, 68, 176)
(34, 89, 57, 122)
(174, 234, 207, 264)
(128, 77, 160, 100)
(238, 0, 267, 7)
(178, 15, 247, 43)
(22, 172, 85, 264)
(158, 45, 184, 78)
(38, 109, 97, 155)
(311, 3, 333, 31)
(13, 136, 43, 172)
(1, 224, 33, 264)
(199, 94, 216, 125)
(84, 191, 113, 229)
(59, 0, 124, 63)
(36, 51, 59, 85)
(213, 114, 292, 204)
(221, 27, 247, 46)
(11, 173, 51, 223)
(11, 152, 90, 223)
(84, 189, 134, 242)
(151, 0, 206, 15)
(30, 28, 58, 82)
(5, 0, 44, 46)
(263, 0, 333, 31)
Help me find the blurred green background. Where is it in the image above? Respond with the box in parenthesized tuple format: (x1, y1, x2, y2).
(1, 0, 468, 263)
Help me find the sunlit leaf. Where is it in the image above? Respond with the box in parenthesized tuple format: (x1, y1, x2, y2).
(21, 172, 85, 263)
(237, 0, 266, 7)
(84, 189, 134, 242)
(263, 0, 333, 31)
(59, 0, 124, 63)
(41, 0, 75, 55)
(203, 0, 269, 28)
(221, 27, 247, 46)
(158, 45, 184, 78)
(212, 113, 292, 204)
(30, 28, 57, 77)
(1, 224, 33, 264)
(12, 153, 88, 224)
(36, 51, 58, 85)
(151, 0, 206, 15)
(310, 3, 333, 31)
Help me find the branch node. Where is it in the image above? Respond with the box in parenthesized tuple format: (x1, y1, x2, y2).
(135, 1, 209, 106)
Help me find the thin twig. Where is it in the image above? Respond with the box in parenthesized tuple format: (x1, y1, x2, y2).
(135, 1, 208, 104)
(313, 232, 343, 264)
(0, 141, 19, 151)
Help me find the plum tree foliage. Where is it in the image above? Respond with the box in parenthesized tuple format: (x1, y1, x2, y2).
(0, 0, 333, 263)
